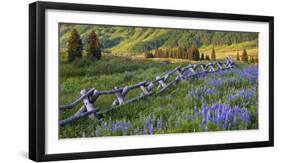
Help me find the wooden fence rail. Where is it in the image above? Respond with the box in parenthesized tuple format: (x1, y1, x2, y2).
(59, 58, 234, 126)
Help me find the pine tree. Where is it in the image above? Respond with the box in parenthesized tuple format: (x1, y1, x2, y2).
(254, 54, 258, 63)
(254, 56, 259, 63)
(236, 51, 240, 61)
(144, 52, 154, 58)
(187, 47, 193, 60)
(205, 55, 210, 61)
(241, 49, 248, 62)
(201, 53, 205, 60)
(183, 47, 188, 59)
(191, 46, 196, 60)
(211, 47, 216, 60)
(249, 56, 254, 63)
(194, 47, 200, 61)
(87, 30, 101, 60)
(67, 29, 82, 62)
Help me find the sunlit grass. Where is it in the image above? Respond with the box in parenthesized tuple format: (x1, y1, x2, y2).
(59, 55, 258, 138)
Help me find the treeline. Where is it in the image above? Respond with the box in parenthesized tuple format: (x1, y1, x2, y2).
(145, 46, 216, 61)
(66, 29, 101, 62)
(145, 46, 257, 64)
(117, 30, 258, 53)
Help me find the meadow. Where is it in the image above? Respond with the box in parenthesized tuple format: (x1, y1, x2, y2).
(59, 55, 258, 138)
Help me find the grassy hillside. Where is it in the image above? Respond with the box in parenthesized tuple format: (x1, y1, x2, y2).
(59, 23, 258, 57)
(199, 40, 258, 59)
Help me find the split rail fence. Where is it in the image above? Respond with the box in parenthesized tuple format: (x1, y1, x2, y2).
(59, 58, 234, 126)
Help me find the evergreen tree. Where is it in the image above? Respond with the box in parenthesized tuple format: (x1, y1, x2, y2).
(241, 49, 248, 62)
(249, 56, 254, 63)
(194, 47, 200, 61)
(254, 55, 259, 63)
(87, 30, 101, 59)
(205, 55, 210, 61)
(144, 52, 154, 58)
(236, 51, 240, 61)
(67, 29, 82, 62)
(211, 47, 216, 60)
(191, 46, 196, 60)
(200, 53, 205, 60)
(184, 46, 189, 59)
(188, 47, 194, 60)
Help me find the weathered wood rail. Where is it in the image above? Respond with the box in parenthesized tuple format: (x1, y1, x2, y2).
(59, 57, 234, 126)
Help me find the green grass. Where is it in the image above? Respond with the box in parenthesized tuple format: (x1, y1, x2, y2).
(199, 40, 258, 59)
(59, 56, 258, 138)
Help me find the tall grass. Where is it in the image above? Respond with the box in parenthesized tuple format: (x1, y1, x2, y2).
(59, 56, 258, 138)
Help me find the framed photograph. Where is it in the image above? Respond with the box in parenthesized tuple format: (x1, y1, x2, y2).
(29, 1, 274, 161)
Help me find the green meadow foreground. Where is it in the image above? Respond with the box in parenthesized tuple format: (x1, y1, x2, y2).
(59, 56, 258, 138)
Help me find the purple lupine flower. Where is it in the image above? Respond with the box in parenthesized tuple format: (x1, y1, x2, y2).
(194, 103, 252, 131)
(201, 104, 208, 123)
(206, 110, 211, 124)
(236, 89, 254, 102)
(188, 86, 216, 99)
(232, 115, 237, 126)
(193, 107, 198, 120)
(209, 79, 224, 88)
(121, 121, 130, 134)
(181, 112, 185, 119)
(237, 66, 258, 84)
(148, 123, 154, 135)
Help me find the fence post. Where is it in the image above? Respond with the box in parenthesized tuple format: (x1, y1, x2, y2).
(113, 87, 125, 105)
(156, 76, 167, 89)
(176, 69, 184, 79)
(74, 105, 87, 116)
(80, 89, 96, 120)
(209, 64, 215, 72)
(140, 85, 150, 95)
(216, 62, 222, 70)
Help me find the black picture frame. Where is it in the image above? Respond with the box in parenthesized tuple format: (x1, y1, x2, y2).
(29, 1, 274, 162)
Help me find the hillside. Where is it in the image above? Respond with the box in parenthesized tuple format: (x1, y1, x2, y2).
(59, 23, 258, 56)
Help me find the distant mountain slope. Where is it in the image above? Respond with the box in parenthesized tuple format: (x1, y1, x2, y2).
(59, 24, 258, 55)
